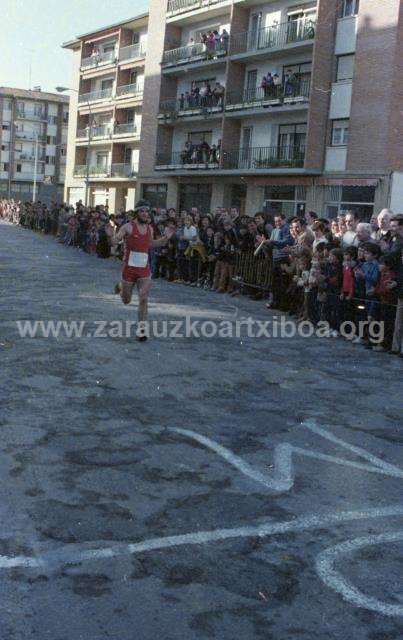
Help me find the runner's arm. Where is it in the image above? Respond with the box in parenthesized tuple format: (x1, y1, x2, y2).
(112, 222, 131, 245)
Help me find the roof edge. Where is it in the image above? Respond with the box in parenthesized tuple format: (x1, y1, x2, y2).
(62, 11, 149, 49)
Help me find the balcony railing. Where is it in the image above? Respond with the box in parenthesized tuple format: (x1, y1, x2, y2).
(119, 43, 146, 62)
(225, 78, 311, 110)
(159, 94, 224, 117)
(110, 163, 137, 177)
(113, 122, 138, 135)
(162, 40, 227, 68)
(78, 88, 113, 104)
(15, 132, 46, 142)
(16, 110, 46, 121)
(222, 145, 305, 170)
(73, 163, 137, 178)
(115, 83, 143, 98)
(16, 154, 45, 162)
(14, 172, 45, 180)
(156, 150, 219, 169)
(81, 50, 116, 69)
(231, 17, 316, 55)
(167, 0, 227, 17)
(73, 164, 110, 177)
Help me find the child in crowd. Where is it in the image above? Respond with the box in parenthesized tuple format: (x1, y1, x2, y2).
(324, 248, 343, 334)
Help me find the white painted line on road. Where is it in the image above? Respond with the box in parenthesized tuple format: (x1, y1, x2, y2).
(302, 421, 403, 478)
(172, 427, 290, 490)
(0, 505, 402, 574)
(316, 531, 403, 617)
(171, 423, 403, 495)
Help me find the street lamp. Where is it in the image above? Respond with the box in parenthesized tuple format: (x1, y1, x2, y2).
(56, 86, 93, 207)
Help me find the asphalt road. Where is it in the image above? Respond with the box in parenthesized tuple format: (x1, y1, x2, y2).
(0, 221, 402, 640)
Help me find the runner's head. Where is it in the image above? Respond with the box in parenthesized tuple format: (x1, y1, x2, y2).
(134, 200, 151, 224)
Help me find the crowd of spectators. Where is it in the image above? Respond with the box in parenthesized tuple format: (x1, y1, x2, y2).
(180, 139, 221, 165)
(179, 81, 226, 110)
(187, 28, 229, 58)
(1, 198, 402, 355)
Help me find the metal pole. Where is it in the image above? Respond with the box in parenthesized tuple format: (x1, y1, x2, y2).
(32, 133, 39, 202)
(84, 100, 92, 207)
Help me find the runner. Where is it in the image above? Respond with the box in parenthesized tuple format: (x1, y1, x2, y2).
(114, 202, 175, 341)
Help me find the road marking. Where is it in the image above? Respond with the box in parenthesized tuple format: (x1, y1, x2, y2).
(0, 506, 402, 573)
(316, 531, 403, 617)
(171, 422, 403, 494)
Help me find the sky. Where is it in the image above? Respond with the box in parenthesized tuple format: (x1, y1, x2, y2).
(1, 0, 149, 93)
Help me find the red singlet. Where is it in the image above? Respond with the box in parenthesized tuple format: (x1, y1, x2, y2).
(122, 222, 153, 282)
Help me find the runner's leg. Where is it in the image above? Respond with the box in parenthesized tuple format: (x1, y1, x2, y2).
(136, 278, 152, 322)
(121, 280, 135, 305)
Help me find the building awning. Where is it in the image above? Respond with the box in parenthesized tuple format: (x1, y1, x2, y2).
(253, 176, 314, 186)
(316, 178, 379, 186)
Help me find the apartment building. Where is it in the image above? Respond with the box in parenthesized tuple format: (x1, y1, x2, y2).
(64, 0, 403, 217)
(62, 13, 148, 211)
(0, 87, 69, 204)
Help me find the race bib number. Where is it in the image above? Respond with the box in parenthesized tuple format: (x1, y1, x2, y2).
(128, 251, 148, 268)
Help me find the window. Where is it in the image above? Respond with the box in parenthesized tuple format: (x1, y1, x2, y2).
(324, 185, 375, 221)
(179, 183, 212, 214)
(46, 156, 56, 165)
(132, 32, 140, 45)
(129, 71, 138, 85)
(3, 100, 12, 110)
(60, 147, 67, 157)
(101, 78, 114, 90)
(142, 183, 168, 208)
(2, 163, 9, 172)
(1, 144, 7, 151)
(264, 185, 306, 217)
(63, 112, 69, 124)
(331, 119, 349, 145)
(187, 130, 212, 145)
(46, 136, 57, 145)
(339, 0, 360, 17)
(2, 123, 10, 130)
(48, 115, 58, 125)
(336, 54, 355, 81)
(102, 42, 116, 54)
(34, 103, 44, 117)
(16, 164, 22, 172)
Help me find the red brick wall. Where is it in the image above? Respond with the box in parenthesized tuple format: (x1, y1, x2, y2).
(388, 2, 403, 171)
(305, 0, 339, 171)
(347, 0, 400, 171)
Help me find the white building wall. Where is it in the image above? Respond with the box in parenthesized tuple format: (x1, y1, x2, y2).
(329, 81, 352, 119)
(239, 111, 308, 148)
(335, 16, 357, 55)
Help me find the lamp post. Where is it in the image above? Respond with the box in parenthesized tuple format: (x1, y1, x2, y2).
(32, 132, 39, 202)
(56, 86, 93, 208)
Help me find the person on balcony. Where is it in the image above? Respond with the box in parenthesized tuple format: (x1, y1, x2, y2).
(284, 70, 298, 97)
(212, 82, 225, 107)
(206, 31, 216, 58)
(221, 29, 230, 53)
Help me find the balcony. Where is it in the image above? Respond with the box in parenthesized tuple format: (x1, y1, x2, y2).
(78, 88, 113, 104)
(167, 0, 228, 18)
(119, 43, 146, 63)
(13, 172, 45, 181)
(16, 154, 46, 163)
(225, 78, 311, 114)
(113, 122, 139, 137)
(81, 50, 116, 70)
(221, 145, 305, 171)
(162, 41, 227, 70)
(231, 17, 316, 58)
(155, 150, 219, 171)
(16, 110, 46, 122)
(110, 163, 137, 178)
(15, 132, 46, 142)
(158, 95, 224, 120)
(73, 165, 110, 177)
(115, 83, 143, 99)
